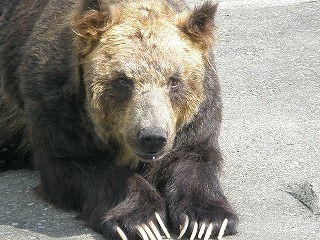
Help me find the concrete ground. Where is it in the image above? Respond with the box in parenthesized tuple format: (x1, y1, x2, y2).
(0, 0, 319, 239)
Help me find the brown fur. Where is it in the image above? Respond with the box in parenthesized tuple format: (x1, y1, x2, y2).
(0, 0, 238, 239)
(74, 1, 210, 166)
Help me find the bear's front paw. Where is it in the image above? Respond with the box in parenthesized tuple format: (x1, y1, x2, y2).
(103, 211, 171, 240)
(170, 203, 238, 240)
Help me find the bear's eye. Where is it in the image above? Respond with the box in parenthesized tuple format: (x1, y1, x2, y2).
(168, 77, 180, 90)
(107, 76, 133, 106)
(116, 77, 133, 88)
(111, 75, 134, 92)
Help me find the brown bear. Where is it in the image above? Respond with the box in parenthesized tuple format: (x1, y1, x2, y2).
(0, 0, 238, 239)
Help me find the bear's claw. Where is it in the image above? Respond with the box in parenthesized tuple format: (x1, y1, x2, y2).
(116, 213, 228, 240)
(178, 215, 228, 240)
(116, 212, 170, 240)
(177, 215, 189, 238)
(116, 226, 128, 240)
(148, 221, 163, 240)
(155, 212, 171, 238)
(136, 225, 151, 240)
(198, 222, 206, 238)
(217, 219, 228, 240)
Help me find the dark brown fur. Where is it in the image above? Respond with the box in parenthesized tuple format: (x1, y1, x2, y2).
(0, 0, 238, 239)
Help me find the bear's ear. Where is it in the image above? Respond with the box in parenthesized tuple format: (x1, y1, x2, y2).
(72, 0, 112, 56)
(177, 1, 218, 50)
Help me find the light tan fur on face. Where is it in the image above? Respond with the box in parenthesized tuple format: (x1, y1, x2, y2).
(79, 1, 214, 168)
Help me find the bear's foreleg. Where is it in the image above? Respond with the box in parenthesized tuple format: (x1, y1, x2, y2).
(83, 169, 167, 240)
(145, 146, 238, 239)
(25, 115, 166, 239)
(36, 156, 167, 240)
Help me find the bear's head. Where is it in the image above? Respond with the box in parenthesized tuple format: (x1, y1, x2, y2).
(73, 0, 217, 167)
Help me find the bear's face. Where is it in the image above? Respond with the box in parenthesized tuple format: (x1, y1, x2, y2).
(76, 2, 217, 167)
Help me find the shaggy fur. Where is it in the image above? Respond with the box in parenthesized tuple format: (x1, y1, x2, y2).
(0, 0, 238, 239)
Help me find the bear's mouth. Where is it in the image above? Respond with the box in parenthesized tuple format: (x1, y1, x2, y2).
(135, 152, 163, 162)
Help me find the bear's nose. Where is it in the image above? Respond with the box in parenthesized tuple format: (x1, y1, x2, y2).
(138, 128, 167, 154)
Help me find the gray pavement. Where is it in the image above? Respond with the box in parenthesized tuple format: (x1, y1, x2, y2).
(1, 0, 320, 239)
(216, 0, 320, 239)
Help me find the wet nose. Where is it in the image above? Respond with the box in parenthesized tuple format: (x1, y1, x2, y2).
(138, 128, 167, 154)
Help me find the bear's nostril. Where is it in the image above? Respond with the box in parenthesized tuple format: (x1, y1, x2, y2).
(142, 137, 152, 144)
(138, 128, 167, 154)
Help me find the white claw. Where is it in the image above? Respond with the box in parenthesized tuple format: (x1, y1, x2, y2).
(155, 212, 171, 239)
(178, 215, 189, 239)
(203, 223, 213, 240)
(198, 223, 206, 239)
(189, 222, 198, 240)
(116, 227, 128, 240)
(136, 225, 149, 240)
(142, 224, 157, 240)
(217, 219, 228, 240)
(149, 221, 163, 240)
